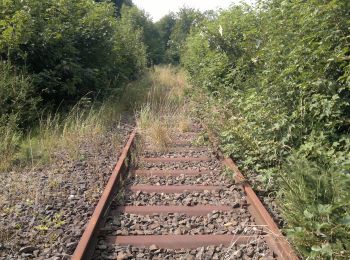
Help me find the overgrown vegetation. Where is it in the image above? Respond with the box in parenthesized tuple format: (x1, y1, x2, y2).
(155, 8, 205, 64)
(136, 66, 189, 151)
(2, 0, 350, 258)
(0, 0, 150, 171)
(182, 0, 350, 258)
(0, 67, 178, 252)
(0, 0, 198, 171)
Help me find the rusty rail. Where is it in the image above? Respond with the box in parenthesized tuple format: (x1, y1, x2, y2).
(72, 126, 298, 259)
(222, 156, 299, 259)
(71, 129, 137, 260)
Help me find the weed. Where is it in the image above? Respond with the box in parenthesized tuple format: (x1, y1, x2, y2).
(278, 155, 350, 259)
(2, 95, 125, 171)
(137, 105, 153, 131)
(148, 120, 172, 151)
(222, 166, 236, 181)
(135, 66, 190, 150)
(35, 212, 66, 233)
(178, 115, 192, 133)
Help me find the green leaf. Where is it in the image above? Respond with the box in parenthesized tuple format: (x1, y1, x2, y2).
(318, 204, 332, 216)
(311, 245, 322, 252)
(340, 216, 350, 225)
(304, 209, 314, 219)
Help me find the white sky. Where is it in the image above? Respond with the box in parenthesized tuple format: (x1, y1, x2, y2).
(132, 0, 255, 21)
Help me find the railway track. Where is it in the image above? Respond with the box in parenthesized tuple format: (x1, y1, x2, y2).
(72, 125, 298, 259)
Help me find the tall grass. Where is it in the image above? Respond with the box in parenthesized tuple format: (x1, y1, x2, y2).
(135, 66, 189, 150)
(0, 118, 21, 171)
(13, 99, 121, 169)
(0, 73, 149, 172)
(0, 62, 37, 171)
(0, 66, 189, 171)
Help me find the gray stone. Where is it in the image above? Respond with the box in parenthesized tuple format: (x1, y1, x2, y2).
(19, 246, 37, 254)
(149, 244, 158, 251)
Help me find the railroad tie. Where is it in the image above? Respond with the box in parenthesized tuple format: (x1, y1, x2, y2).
(106, 235, 263, 249)
(134, 169, 212, 177)
(139, 156, 212, 163)
(73, 128, 298, 259)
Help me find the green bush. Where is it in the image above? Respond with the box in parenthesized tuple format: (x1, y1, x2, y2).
(0, 0, 147, 110)
(0, 0, 148, 170)
(119, 5, 163, 65)
(0, 62, 39, 128)
(0, 62, 38, 170)
(280, 154, 350, 259)
(182, 0, 350, 258)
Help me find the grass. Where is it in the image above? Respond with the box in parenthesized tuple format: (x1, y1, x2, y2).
(0, 68, 157, 248)
(0, 65, 190, 248)
(1, 100, 113, 172)
(11, 100, 119, 170)
(278, 155, 350, 259)
(0, 65, 189, 171)
(0, 120, 21, 171)
(135, 66, 190, 151)
(178, 115, 192, 133)
(0, 66, 154, 172)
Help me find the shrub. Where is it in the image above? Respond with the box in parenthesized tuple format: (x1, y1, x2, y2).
(182, 0, 350, 257)
(280, 154, 350, 259)
(0, 0, 147, 110)
(0, 62, 38, 171)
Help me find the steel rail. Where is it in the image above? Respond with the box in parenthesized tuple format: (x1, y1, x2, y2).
(71, 129, 137, 260)
(222, 156, 299, 259)
(72, 127, 298, 259)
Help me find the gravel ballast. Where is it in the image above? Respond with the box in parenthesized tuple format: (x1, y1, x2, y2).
(94, 241, 275, 260)
(95, 127, 277, 259)
(101, 211, 264, 236)
(0, 122, 133, 259)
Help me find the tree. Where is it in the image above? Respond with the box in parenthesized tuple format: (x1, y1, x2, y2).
(0, 0, 146, 110)
(156, 13, 176, 62)
(167, 7, 204, 64)
(120, 5, 164, 65)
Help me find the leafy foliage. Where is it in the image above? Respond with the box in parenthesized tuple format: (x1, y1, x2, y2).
(0, 62, 39, 128)
(119, 5, 163, 65)
(182, 0, 350, 258)
(0, 62, 38, 170)
(156, 13, 176, 63)
(0, 0, 147, 169)
(280, 155, 350, 259)
(155, 8, 205, 64)
(0, 0, 146, 110)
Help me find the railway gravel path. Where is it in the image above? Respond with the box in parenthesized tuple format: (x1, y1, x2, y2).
(94, 126, 277, 259)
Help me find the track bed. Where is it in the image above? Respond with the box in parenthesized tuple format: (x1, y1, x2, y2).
(93, 128, 277, 259)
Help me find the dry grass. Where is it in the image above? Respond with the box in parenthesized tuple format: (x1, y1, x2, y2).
(0, 96, 127, 172)
(136, 105, 173, 152)
(178, 115, 192, 133)
(0, 71, 154, 251)
(0, 122, 21, 171)
(136, 66, 190, 150)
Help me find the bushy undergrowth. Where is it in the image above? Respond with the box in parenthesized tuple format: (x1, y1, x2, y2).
(0, 0, 147, 109)
(280, 155, 350, 259)
(182, 0, 350, 258)
(0, 62, 38, 170)
(0, 0, 149, 171)
(0, 66, 162, 171)
(1, 98, 117, 171)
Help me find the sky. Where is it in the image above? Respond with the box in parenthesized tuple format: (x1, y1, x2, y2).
(132, 0, 255, 22)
